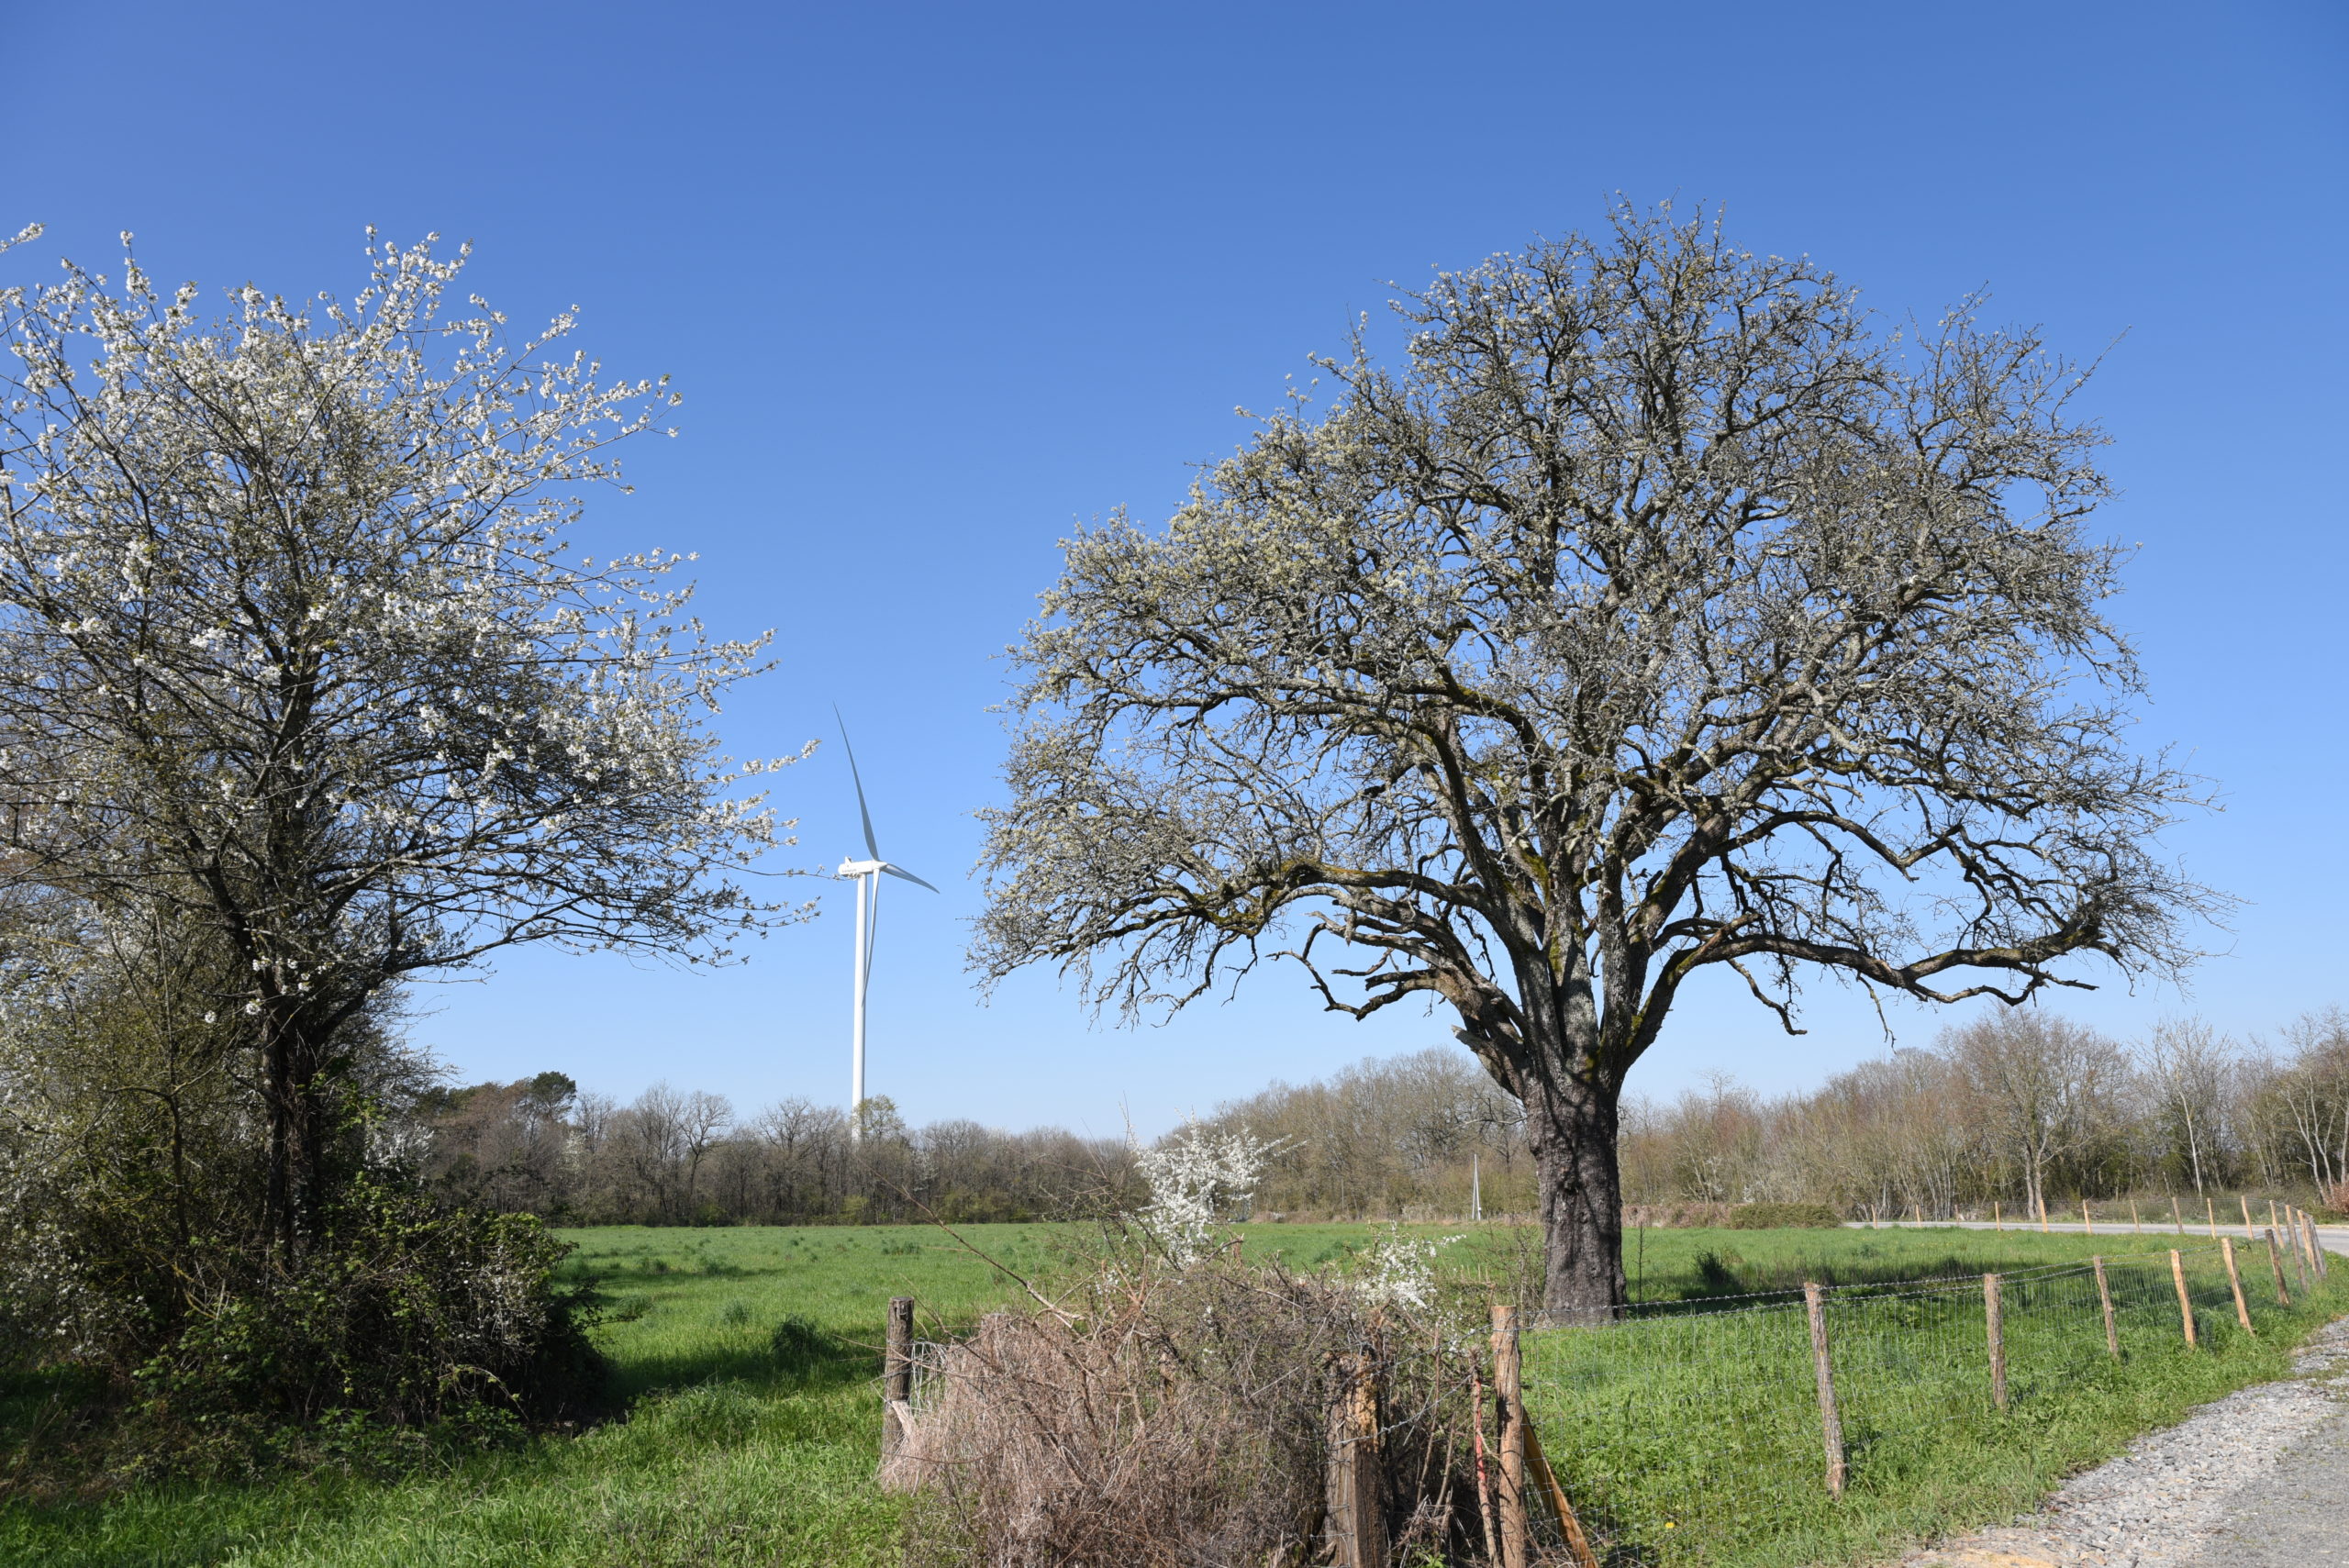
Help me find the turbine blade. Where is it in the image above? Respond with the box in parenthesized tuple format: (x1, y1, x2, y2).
(882, 862, 941, 895)
(833, 706, 882, 862)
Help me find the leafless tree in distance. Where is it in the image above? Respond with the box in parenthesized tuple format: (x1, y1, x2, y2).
(1946, 1011, 2125, 1222)
(2136, 1016, 2237, 1194)
(974, 205, 2218, 1314)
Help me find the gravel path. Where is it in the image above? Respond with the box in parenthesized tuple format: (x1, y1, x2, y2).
(1901, 1316, 2349, 1568)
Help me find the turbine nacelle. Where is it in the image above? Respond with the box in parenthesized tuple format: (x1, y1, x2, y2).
(837, 856, 939, 892)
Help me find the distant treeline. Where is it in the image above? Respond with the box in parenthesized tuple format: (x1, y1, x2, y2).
(417, 1047, 1542, 1227)
(418, 1078, 1136, 1226)
(418, 1006, 2349, 1228)
(1620, 1008, 2349, 1218)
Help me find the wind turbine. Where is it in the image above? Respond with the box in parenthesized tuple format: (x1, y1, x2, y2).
(834, 710, 939, 1140)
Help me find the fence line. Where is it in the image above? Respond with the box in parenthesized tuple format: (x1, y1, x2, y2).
(1521, 1243, 2325, 1564)
(881, 1236, 2336, 1566)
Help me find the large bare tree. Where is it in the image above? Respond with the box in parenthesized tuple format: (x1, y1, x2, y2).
(974, 206, 2213, 1314)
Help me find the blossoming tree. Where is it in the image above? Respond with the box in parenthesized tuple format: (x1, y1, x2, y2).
(0, 226, 804, 1256)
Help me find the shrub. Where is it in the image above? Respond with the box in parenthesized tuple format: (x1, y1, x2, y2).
(0, 906, 606, 1484)
(897, 1258, 1485, 1567)
(896, 1120, 1499, 1565)
(112, 1180, 605, 1471)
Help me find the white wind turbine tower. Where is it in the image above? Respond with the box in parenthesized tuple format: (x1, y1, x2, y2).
(834, 711, 939, 1141)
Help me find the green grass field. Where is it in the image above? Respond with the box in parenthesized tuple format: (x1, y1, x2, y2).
(0, 1221, 2335, 1566)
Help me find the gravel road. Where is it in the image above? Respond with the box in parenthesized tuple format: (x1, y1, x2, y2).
(1900, 1315, 2349, 1568)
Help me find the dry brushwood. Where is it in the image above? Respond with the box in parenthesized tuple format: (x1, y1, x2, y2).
(896, 1249, 1502, 1567)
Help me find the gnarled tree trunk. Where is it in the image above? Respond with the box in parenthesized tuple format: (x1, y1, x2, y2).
(1526, 1073, 1627, 1319)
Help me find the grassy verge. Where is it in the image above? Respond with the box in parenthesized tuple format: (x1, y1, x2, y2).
(1528, 1227, 2342, 1565)
(0, 1225, 1046, 1568)
(0, 1221, 2332, 1565)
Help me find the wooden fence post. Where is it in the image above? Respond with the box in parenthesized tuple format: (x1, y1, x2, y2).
(2172, 1195, 2185, 1235)
(1491, 1302, 1528, 1568)
(2242, 1195, 2256, 1235)
(2132, 1197, 2141, 1233)
(1993, 1200, 2002, 1231)
(1983, 1273, 2007, 1410)
(2082, 1199, 2093, 1235)
(2170, 1251, 2198, 1348)
(1324, 1351, 1386, 1568)
(2266, 1227, 2293, 1306)
(1803, 1281, 1846, 1497)
(2222, 1238, 2254, 1334)
(2310, 1211, 2331, 1280)
(2091, 1256, 2119, 1360)
(1521, 1422, 1601, 1568)
(2207, 1197, 2219, 1239)
(882, 1295, 915, 1468)
(1469, 1366, 1497, 1565)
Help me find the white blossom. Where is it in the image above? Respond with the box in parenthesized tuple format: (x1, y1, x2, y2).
(0, 228, 817, 1240)
(1353, 1224, 1460, 1313)
(1132, 1119, 1280, 1268)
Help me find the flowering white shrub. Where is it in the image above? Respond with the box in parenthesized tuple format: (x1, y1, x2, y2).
(1133, 1121, 1280, 1267)
(1353, 1224, 1461, 1312)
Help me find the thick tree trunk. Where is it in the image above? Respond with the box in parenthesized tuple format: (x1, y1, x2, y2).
(1525, 1073, 1628, 1321)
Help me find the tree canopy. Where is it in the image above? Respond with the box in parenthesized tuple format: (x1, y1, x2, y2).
(976, 206, 2216, 1311)
(0, 225, 803, 1255)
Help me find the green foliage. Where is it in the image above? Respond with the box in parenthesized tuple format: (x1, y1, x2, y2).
(0, 909, 602, 1482)
(1727, 1202, 1844, 1229)
(125, 1183, 603, 1454)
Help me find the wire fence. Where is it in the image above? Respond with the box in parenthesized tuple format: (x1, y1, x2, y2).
(1522, 1234, 2329, 1564)
(905, 1338, 949, 1415)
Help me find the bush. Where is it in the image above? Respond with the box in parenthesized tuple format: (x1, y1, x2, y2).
(1727, 1202, 1844, 1229)
(0, 908, 606, 1482)
(142, 1182, 601, 1423)
(27, 1181, 607, 1479)
(899, 1257, 1485, 1568)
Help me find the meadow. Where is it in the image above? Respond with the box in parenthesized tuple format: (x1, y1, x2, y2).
(0, 1220, 2335, 1566)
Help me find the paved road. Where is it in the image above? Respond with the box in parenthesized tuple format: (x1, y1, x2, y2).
(1845, 1218, 2349, 1252)
(2190, 1412, 2349, 1566)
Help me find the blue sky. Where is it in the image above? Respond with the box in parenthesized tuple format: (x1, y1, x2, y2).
(5, 1, 2342, 1134)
